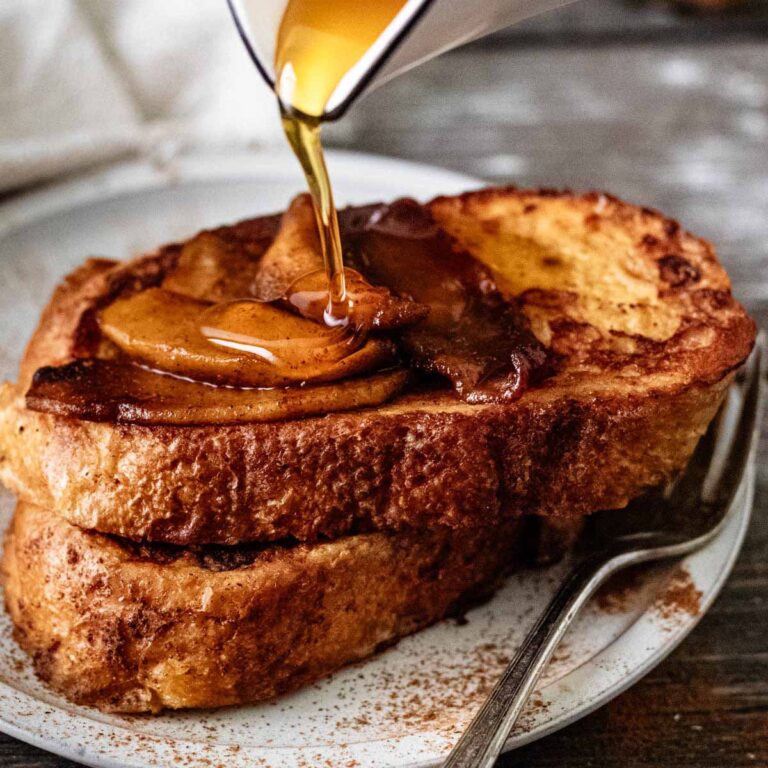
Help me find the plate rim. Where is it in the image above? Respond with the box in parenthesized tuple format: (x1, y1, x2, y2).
(0, 149, 483, 237)
(0, 151, 755, 768)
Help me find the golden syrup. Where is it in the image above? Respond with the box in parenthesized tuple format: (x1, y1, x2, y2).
(274, 0, 409, 118)
(200, 298, 361, 369)
(280, 117, 348, 326)
(275, 0, 409, 326)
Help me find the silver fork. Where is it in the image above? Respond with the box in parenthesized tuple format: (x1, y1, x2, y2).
(444, 334, 765, 768)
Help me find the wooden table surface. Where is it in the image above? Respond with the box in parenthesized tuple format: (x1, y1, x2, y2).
(3, 1, 767, 765)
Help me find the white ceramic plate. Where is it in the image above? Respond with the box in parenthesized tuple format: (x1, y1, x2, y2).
(0, 151, 755, 768)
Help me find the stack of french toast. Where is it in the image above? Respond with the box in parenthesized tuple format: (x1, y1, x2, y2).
(0, 187, 754, 713)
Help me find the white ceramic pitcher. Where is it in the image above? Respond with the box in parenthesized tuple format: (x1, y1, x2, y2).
(227, 0, 578, 120)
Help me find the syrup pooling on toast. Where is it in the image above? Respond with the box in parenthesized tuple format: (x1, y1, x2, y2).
(200, 297, 363, 367)
(251, 194, 428, 332)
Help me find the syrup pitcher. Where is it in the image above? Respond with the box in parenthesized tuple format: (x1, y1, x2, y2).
(227, 0, 578, 122)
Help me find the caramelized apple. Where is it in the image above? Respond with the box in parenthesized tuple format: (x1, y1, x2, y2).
(284, 268, 428, 331)
(253, 194, 324, 301)
(99, 287, 396, 387)
(162, 232, 258, 303)
(345, 199, 551, 402)
(254, 194, 427, 330)
(26, 359, 407, 425)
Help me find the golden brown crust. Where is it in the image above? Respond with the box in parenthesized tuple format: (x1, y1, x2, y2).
(0, 188, 755, 544)
(3, 501, 531, 713)
(0, 375, 733, 544)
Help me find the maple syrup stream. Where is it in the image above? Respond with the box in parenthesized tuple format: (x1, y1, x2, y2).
(202, 0, 408, 373)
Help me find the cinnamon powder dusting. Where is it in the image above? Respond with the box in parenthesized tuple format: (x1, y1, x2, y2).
(595, 565, 648, 614)
(654, 566, 702, 622)
(333, 640, 517, 737)
(595, 564, 702, 622)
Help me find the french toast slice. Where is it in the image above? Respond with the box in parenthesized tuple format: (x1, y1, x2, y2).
(0, 188, 755, 545)
(1, 501, 578, 713)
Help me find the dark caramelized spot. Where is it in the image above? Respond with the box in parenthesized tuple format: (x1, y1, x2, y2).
(194, 543, 295, 571)
(658, 254, 701, 287)
(28, 359, 136, 422)
(641, 234, 659, 248)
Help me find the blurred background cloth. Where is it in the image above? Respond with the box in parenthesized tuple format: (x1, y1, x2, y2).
(0, 0, 283, 194)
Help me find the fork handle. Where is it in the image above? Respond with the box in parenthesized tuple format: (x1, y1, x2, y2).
(443, 552, 621, 768)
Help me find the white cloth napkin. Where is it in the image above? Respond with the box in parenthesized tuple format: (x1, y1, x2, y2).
(0, 0, 284, 193)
